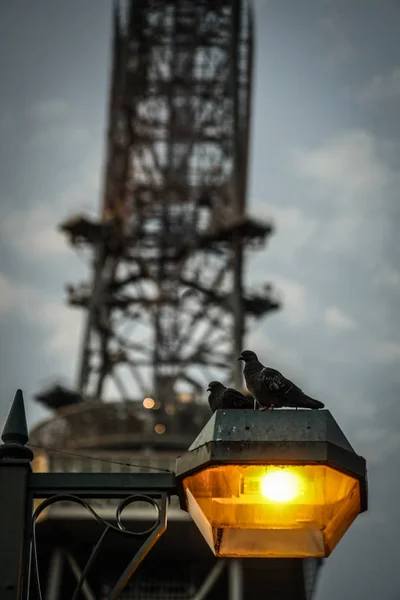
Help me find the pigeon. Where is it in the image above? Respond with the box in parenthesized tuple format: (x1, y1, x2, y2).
(238, 350, 325, 410)
(207, 381, 255, 413)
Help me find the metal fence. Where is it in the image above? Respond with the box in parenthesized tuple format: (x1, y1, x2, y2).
(0, 390, 176, 600)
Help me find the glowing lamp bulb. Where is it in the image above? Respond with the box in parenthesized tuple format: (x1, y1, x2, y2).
(261, 470, 301, 502)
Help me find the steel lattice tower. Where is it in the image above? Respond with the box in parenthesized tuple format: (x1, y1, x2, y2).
(60, 0, 278, 407)
(30, 3, 324, 598)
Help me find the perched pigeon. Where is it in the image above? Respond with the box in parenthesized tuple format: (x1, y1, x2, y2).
(207, 381, 255, 413)
(238, 350, 325, 410)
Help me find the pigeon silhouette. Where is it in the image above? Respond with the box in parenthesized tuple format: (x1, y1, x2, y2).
(238, 350, 324, 410)
(207, 381, 255, 413)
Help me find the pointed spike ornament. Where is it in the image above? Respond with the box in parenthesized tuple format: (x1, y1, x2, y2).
(2, 389, 29, 445)
(0, 389, 33, 460)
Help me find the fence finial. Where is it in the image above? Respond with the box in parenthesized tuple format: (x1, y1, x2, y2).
(0, 389, 33, 460)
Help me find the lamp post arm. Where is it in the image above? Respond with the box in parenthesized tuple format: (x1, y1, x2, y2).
(28, 472, 177, 599)
(29, 471, 178, 498)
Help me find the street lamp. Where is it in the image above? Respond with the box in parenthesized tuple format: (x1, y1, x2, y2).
(0, 390, 367, 599)
(176, 408, 367, 559)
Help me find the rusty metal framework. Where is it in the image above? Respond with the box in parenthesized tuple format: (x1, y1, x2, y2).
(59, 0, 278, 408)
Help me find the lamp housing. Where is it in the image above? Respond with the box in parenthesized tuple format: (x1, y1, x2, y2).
(176, 409, 367, 559)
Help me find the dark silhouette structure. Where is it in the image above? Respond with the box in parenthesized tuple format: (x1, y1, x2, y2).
(55, 0, 277, 407)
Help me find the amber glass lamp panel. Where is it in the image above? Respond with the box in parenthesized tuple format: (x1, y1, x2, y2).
(183, 464, 361, 558)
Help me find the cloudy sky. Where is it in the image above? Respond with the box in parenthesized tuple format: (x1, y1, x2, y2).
(1, 1, 400, 598)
